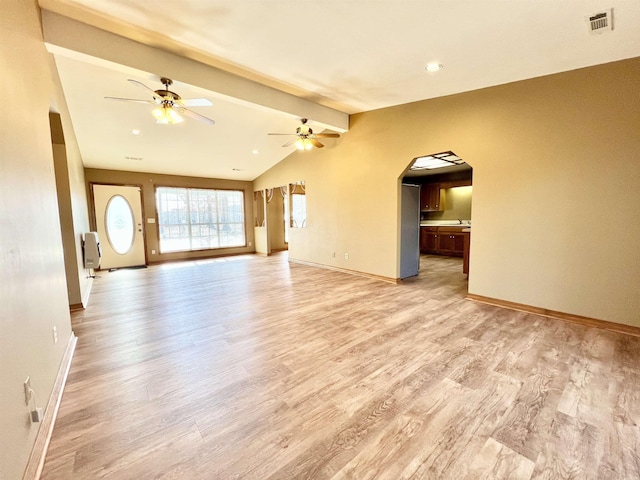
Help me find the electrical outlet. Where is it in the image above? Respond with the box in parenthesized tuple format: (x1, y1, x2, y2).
(52, 326, 58, 344)
(151, 249, 156, 255)
(344, 253, 349, 260)
(24, 377, 31, 405)
(249, 241, 252, 247)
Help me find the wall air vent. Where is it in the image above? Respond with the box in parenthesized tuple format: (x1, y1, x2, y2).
(586, 9, 613, 35)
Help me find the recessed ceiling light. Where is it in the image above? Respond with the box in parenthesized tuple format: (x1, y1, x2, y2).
(252, 149, 259, 155)
(425, 63, 443, 72)
(131, 129, 142, 135)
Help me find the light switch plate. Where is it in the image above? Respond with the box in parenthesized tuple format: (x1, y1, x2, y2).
(24, 377, 31, 405)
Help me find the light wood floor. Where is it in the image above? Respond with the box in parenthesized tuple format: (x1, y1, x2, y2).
(41, 254, 640, 479)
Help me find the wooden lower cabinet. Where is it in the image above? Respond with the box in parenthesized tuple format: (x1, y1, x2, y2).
(420, 226, 465, 257)
(420, 226, 438, 253)
(463, 231, 470, 274)
(437, 227, 465, 256)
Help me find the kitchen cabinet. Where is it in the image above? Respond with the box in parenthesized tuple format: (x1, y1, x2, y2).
(420, 226, 465, 256)
(463, 231, 470, 274)
(420, 184, 444, 211)
(437, 227, 465, 256)
(420, 226, 438, 253)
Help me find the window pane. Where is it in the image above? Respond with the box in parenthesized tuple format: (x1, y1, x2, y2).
(105, 195, 135, 254)
(291, 194, 306, 228)
(156, 187, 245, 253)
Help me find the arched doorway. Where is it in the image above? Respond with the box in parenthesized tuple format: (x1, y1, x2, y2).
(401, 150, 473, 288)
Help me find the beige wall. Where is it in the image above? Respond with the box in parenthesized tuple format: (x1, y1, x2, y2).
(256, 58, 640, 327)
(256, 140, 400, 279)
(254, 226, 268, 255)
(50, 110, 93, 308)
(53, 70, 93, 309)
(52, 138, 80, 304)
(84, 168, 255, 263)
(0, 1, 75, 479)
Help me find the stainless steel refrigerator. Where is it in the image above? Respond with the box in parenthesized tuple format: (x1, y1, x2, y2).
(400, 184, 420, 279)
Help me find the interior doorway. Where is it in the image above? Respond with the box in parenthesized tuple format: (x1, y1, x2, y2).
(266, 186, 288, 253)
(401, 150, 473, 287)
(92, 184, 146, 269)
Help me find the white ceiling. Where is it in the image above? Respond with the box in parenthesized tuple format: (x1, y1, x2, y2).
(41, 0, 640, 181)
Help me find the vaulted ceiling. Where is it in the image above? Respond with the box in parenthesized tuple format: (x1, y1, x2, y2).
(40, 0, 640, 180)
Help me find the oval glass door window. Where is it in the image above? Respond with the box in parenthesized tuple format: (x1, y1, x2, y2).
(105, 195, 135, 255)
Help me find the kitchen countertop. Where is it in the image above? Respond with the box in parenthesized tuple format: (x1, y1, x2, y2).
(420, 222, 471, 227)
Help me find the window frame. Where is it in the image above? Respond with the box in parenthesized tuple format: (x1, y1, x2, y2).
(154, 185, 246, 254)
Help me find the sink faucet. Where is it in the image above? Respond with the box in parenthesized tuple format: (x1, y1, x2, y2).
(458, 219, 462, 224)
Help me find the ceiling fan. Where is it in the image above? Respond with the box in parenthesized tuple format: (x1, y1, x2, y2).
(105, 77, 215, 125)
(268, 118, 340, 149)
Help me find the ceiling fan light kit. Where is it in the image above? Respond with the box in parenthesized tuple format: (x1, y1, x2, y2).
(295, 138, 314, 150)
(268, 118, 340, 150)
(152, 104, 183, 124)
(105, 77, 215, 125)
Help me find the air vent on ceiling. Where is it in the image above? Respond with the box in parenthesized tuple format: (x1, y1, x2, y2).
(586, 9, 613, 35)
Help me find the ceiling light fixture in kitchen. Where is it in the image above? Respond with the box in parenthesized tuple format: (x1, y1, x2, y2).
(411, 151, 465, 170)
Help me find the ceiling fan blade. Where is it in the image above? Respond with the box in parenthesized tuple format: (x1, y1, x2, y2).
(104, 96, 155, 104)
(268, 133, 296, 136)
(128, 79, 163, 101)
(309, 138, 324, 148)
(179, 98, 213, 107)
(281, 138, 299, 147)
(176, 106, 216, 125)
(314, 133, 340, 138)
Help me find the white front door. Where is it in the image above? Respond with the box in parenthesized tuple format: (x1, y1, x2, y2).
(93, 184, 146, 269)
